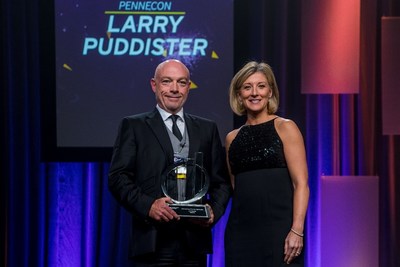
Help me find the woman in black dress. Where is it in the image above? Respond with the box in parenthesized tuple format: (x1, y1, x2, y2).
(224, 61, 309, 266)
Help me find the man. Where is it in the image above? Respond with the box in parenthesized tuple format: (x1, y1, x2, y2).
(108, 59, 231, 266)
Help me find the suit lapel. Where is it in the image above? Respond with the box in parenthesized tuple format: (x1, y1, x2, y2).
(146, 109, 174, 164)
(145, 111, 202, 163)
(185, 114, 201, 156)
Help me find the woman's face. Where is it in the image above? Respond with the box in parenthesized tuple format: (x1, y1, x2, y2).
(238, 72, 272, 114)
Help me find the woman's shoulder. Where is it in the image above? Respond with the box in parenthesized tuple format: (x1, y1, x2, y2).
(225, 128, 241, 147)
(274, 116, 302, 140)
(226, 128, 240, 139)
(274, 116, 297, 129)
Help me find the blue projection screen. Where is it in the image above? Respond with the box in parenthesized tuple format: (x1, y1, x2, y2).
(48, 0, 233, 161)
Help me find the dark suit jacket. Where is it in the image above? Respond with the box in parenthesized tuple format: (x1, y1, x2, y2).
(108, 108, 231, 257)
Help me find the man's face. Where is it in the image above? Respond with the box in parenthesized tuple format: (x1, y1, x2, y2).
(151, 60, 191, 114)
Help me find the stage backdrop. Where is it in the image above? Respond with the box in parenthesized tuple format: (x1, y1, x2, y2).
(47, 0, 233, 160)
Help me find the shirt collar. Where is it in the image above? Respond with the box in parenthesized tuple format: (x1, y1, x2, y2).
(156, 105, 184, 122)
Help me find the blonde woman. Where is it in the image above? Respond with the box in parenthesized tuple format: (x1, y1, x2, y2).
(224, 61, 309, 266)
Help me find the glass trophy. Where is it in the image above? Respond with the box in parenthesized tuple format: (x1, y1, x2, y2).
(161, 152, 210, 218)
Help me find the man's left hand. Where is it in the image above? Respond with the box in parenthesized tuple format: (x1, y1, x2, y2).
(187, 204, 214, 227)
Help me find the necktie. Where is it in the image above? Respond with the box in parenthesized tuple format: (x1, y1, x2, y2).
(170, 115, 183, 141)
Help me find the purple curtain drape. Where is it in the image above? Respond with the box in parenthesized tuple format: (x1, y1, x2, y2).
(2, 0, 400, 266)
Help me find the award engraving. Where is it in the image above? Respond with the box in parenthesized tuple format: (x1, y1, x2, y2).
(161, 152, 210, 218)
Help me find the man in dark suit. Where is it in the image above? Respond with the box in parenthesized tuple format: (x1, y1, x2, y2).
(108, 59, 231, 266)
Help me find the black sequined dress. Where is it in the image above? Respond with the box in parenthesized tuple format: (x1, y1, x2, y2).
(224, 118, 303, 267)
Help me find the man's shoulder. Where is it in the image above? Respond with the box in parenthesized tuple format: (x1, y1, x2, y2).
(185, 113, 216, 125)
(123, 110, 158, 121)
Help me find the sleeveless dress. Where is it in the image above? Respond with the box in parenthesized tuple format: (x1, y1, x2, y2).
(224, 118, 304, 267)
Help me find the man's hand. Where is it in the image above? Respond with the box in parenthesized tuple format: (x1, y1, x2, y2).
(187, 204, 215, 227)
(148, 197, 180, 222)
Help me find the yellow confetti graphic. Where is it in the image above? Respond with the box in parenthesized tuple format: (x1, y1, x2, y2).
(211, 51, 219, 59)
(63, 64, 72, 71)
(190, 81, 198, 90)
(107, 32, 112, 39)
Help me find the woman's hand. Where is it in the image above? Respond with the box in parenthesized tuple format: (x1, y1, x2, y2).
(283, 229, 303, 264)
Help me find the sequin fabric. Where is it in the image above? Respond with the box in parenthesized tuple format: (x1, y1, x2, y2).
(228, 119, 287, 175)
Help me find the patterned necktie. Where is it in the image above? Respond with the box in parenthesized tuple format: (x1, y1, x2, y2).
(170, 115, 183, 141)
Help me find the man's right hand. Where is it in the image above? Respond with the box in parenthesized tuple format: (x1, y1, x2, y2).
(148, 197, 180, 222)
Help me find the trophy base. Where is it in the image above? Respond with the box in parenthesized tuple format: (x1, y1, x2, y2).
(169, 203, 210, 218)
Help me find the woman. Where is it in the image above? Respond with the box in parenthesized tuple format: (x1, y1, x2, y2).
(224, 61, 309, 266)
